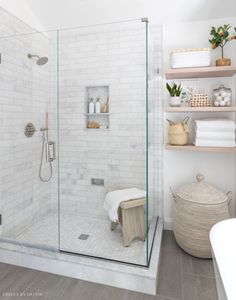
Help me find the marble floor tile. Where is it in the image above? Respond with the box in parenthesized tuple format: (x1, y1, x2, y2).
(14, 212, 156, 265)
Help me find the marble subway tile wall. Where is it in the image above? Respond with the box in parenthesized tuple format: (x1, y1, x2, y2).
(0, 7, 55, 238)
(59, 23, 163, 221)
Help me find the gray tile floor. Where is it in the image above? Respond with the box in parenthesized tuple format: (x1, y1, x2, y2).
(0, 231, 218, 300)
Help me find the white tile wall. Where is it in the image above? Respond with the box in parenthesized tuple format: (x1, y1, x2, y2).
(0, 7, 56, 237)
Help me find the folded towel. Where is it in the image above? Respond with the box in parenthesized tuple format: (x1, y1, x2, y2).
(103, 188, 146, 222)
(193, 119, 236, 132)
(194, 139, 236, 147)
(195, 131, 235, 140)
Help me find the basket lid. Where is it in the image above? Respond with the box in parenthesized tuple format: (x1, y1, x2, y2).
(175, 174, 227, 204)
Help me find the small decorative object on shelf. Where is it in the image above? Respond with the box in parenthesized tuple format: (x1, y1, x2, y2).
(213, 84, 232, 107)
(102, 98, 109, 113)
(89, 98, 95, 114)
(166, 82, 182, 107)
(209, 24, 236, 66)
(166, 116, 189, 145)
(190, 94, 210, 107)
(171, 48, 211, 69)
(87, 121, 100, 129)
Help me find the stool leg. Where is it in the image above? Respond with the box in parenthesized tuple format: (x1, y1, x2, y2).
(121, 209, 132, 247)
(138, 206, 146, 241)
(110, 222, 119, 231)
(121, 206, 146, 247)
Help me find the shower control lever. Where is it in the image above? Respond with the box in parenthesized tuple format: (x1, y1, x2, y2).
(46, 141, 56, 162)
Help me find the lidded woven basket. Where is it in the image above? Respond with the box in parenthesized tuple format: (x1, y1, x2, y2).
(173, 174, 230, 258)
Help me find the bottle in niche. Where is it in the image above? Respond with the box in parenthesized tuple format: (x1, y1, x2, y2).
(95, 97, 101, 114)
(89, 98, 95, 114)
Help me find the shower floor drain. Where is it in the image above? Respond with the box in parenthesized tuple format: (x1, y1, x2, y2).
(78, 234, 89, 240)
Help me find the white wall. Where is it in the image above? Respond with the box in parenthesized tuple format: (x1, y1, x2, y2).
(0, 1, 43, 31)
(0, 7, 56, 237)
(0, 0, 236, 31)
(163, 17, 236, 229)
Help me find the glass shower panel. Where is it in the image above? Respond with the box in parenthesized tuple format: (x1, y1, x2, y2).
(0, 30, 58, 250)
(58, 20, 151, 265)
(147, 26, 163, 262)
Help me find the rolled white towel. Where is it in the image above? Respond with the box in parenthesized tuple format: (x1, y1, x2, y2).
(193, 119, 236, 132)
(194, 139, 236, 147)
(103, 188, 146, 222)
(195, 131, 235, 140)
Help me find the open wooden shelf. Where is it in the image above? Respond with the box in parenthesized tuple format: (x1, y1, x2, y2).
(165, 66, 236, 79)
(166, 144, 236, 153)
(165, 106, 236, 113)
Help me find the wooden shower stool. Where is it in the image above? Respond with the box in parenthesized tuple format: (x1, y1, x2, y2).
(110, 198, 146, 247)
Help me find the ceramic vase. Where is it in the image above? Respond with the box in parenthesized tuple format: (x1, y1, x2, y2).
(170, 96, 181, 107)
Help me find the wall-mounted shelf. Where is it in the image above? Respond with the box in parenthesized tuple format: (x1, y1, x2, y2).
(85, 113, 110, 116)
(84, 128, 110, 131)
(165, 66, 236, 80)
(165, 106, 236, 113)
(166, 144, 236, 153)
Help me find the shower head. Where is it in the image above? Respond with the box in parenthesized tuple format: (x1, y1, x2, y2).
(27, 53, 48, 65)
(37, 57, 48, 65)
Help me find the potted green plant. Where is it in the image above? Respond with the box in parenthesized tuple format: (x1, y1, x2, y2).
(209, 24, 236, 66)
(166, 82, 182, 107)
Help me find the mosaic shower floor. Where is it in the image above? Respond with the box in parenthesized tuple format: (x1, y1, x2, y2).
(15, 212, 156, 265)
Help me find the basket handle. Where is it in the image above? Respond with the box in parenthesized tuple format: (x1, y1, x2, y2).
(166, 119, 174, 125)
(182, 116, 190, 124)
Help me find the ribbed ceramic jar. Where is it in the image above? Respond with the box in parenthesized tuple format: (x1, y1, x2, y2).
(173, 174, 230, 258)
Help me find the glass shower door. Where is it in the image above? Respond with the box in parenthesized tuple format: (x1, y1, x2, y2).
(58, 20, 157, 265)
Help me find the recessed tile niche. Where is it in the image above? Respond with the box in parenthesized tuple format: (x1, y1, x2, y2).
(85, 86, 110, 130)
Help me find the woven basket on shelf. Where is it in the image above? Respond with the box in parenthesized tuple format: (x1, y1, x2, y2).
(172, 174, 230, 258)
(167, 116, 189, 146)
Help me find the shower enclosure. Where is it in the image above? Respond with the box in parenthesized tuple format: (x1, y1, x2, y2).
(0, 16, 162, 267)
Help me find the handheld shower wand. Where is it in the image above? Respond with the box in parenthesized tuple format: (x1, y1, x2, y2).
(39, 113, 55, 182)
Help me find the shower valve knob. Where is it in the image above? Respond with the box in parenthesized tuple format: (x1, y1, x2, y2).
(24, 123, 36, 137)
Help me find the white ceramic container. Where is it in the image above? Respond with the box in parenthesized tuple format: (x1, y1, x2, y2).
(171, 48, 211, 69)
(169, 96, 181, 107)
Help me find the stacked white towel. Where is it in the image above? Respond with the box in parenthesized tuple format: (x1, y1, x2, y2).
(193, 118, 236, 147)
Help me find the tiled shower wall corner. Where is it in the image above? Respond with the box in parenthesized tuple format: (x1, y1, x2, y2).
(0, 7, 56, 237)
(58, 23, 163, 221)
